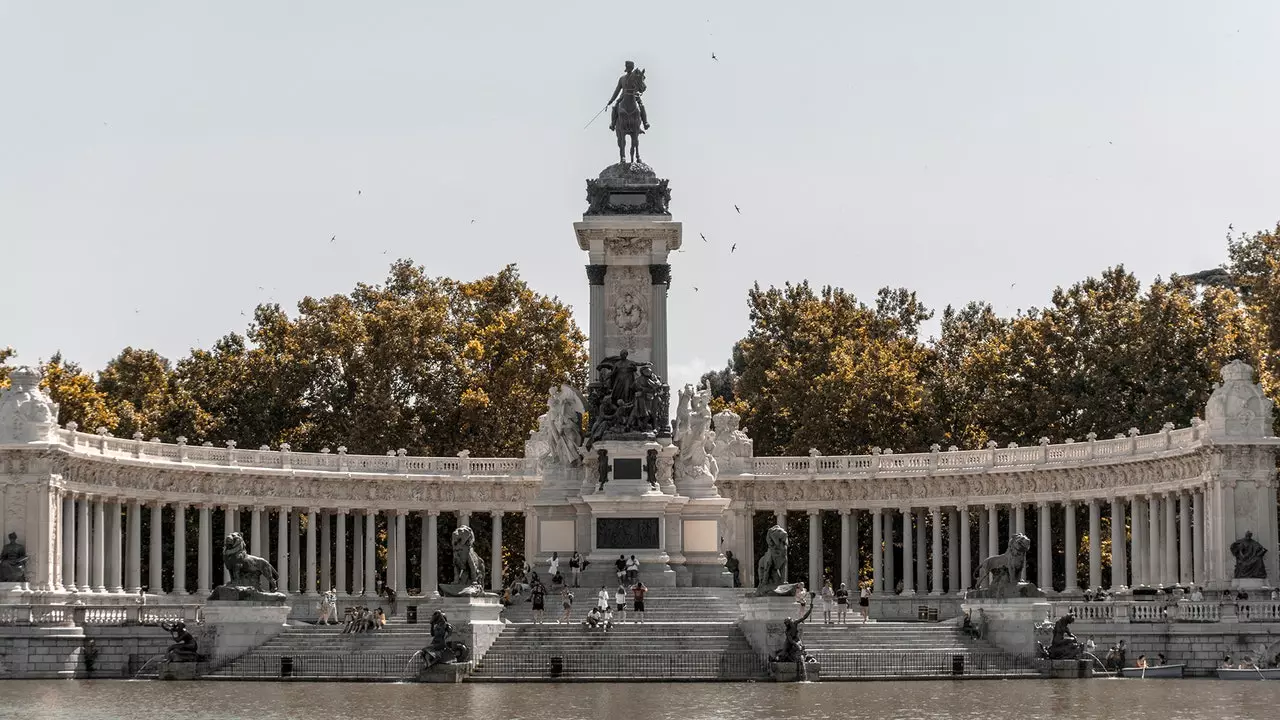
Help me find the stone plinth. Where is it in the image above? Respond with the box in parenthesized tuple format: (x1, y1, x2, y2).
(1037, 659, 1093, 678)
(771, 661, 820, 682)
(417, 662, 471, 683)
(581, 462, 681, 587)
(158, 662, 203, 680)
(440, 595, 504, 663)
(963, 598, 1050, 657)
(739, 595, 808, 657)
(201, 601, 291, 661)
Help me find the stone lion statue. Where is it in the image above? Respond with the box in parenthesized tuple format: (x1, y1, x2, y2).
(756, 524, 789, 592)
(974, 532, 1031, 596)
(451, 525, 485, 587)
(223, 532, 278, 591)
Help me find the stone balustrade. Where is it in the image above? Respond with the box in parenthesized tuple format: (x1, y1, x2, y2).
(1053, 599, 1280, 625)
(0, 603, 203, 626)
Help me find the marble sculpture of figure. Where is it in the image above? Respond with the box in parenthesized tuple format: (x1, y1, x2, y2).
(1230, 531, 1268, 579)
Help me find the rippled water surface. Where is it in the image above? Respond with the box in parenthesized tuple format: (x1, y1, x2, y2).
(4, 679, 1280, 720)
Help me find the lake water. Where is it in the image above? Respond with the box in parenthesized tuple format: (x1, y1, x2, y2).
(3, 679, 1279, 720)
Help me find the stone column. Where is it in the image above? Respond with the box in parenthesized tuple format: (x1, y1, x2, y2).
(277, 507, 290, 595)
(872, 509, 884, 593)
(929, 507, 943, 595)
(249, 506, 263, 557)
(396, 510, 408, 593)
(289, 509, 301, 593)
(774, 508, 785, 528)
(885, 510, 896, 593)
(128, 500, 142, 593)
(741, 510, 755, 587)
(901, 507, 914, 595)
(1064, 501, 1078, 593)
(336, 510, 347, 595)
(459, 510, 471, 527)
(977, 506, 989, 561)
(1088, 500, 1101, 592)
(1192, 490, 1205, 585)
(987, 505, 999, 555)
(222, 505, 236, 585)
(807, 510, 822, 586)
(489, 511, 503, 590)
(148, 502, 163, 594)
(197, 504, 211, 596)
(173, 503, 187, 595)
(353, 511, 364, 595)
(364, 509, 376, 597)
(1130, 496, 1144, 586)
(91, 497, 105, 592)
(947, 508, 960, 594)
(1152, 497, 1162, 586)
(650, 263, 671, 381)
(586, 265, 608, 371)
(321, 512, 332, 593)
(524, 510, 537, 570)
(1109, 498, 1127, 590)
(1178, 492, 1192, 585)
(1163, 493, 1177, 587)
(76, 495, 90, 592)
(426, 511, 440, 596)
(839, 510, 852, 587)
(305, 508, 318, 595)
(960, 506, 972, 591)
(915, 509, 927, 593)
(62, 494, 76, 592)
(1037, 502, 1051, 591)
(107, 499, 123, 593)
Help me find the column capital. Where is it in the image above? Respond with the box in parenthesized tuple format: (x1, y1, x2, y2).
(394, 508, 409, 517)
(927, 506, 941, 515)
(425, 509, 440, 518)
(279, 504, 293, 513)
(1061, 498, 1075, 508)
(307, 507, 320, 515)
(175, 501, 189, 511)
(985, 503, 998, 511)
(364, 508, 377, 517)
(957, 504, 969, 513)
(899, 505, 912, 514)
(224, 503, 240, 511)
(252, 505, 266, 513)
(807, 509, 820, 517)
(148, 499, 166, 509)
(1035, 500, 1049, 510)
(838, 508, 851, 516)
(585, 264, 608, 285)
(336, 507, 349, 515)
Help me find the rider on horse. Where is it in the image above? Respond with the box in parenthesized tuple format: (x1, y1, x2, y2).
(608, 60, 649, 132)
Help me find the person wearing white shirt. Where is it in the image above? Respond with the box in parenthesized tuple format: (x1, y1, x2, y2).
(615, 585, 628, 623)
(548, 552, 561, 584)
(596, 586, 611, 611)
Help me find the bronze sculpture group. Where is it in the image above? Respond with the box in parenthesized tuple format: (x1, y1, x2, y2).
(0, 532, 27, 582)
(605, 60, 649, 164)
(1231, 531, 1268, 579)
(210, 532, 286, 602)
(422, 610, 470, 669)
(586, 350, 669, 445)
(160, 620, 200, 663)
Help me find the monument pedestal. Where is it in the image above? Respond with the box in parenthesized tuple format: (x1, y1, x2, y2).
(158, 662, 203, 681)
(739, 595, 808, 657)
(417, 662, 470, 683)
(962, 598, 1051, 657)
(770, 661, 820, 682)
(440, 595, 504, 662)
(202, 601, 291, 661)
(582, 470, 679, 587)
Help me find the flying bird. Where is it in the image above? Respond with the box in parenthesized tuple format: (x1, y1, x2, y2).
(693, 286, 700, 292)
(711, 52, 718, 61)
(731, 243, 737, 253)
(700, 233, 707, 242)
(357, 190, 362, 195)
(1229, 224, 1234, 231)
(470, 219, 477, 224)
(330, 236, 336, 243)
(734, 205, 741, 214)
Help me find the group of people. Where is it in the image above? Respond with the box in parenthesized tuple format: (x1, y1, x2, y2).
(543, 551, 642, 588)
(520, 574, 649, 626)
(341, 605, 387, 634)
(793, 579, 871, 624)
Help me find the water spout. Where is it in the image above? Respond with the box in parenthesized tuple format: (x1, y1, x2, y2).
(1084, 652, 1114, 676)
(132, 654, 167, 679)
(401, 649, 424, 681)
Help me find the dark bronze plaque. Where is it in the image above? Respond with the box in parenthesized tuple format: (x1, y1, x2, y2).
(613, 457, 642, 480)
(596, 518, 660, 549)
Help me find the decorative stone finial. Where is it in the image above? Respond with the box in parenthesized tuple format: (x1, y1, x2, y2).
(0, 366, 60, 444)
(1205, 360, 1275, 439)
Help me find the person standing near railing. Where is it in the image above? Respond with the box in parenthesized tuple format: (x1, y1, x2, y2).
(834, 582, 849, 624)
(859, 583, 871, 623)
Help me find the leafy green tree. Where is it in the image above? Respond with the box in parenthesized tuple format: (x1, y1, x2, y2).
(0, 346, 13, 388)
(96, 347, 211, 440)
(1226, 223, 1280, 402)
(43, 353, 118, 432)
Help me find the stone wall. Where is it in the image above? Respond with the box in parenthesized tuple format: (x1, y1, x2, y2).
(1073, 621, 1280, 675)
(0, 626, 171, 679)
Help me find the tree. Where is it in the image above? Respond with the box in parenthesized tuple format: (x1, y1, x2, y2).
(924, 302, 1011, 449)
(0, 346, 13, 388)
(42, 353, 117, 433)
(1226, 223, 1280, 403)
(96, 347, 211, 440)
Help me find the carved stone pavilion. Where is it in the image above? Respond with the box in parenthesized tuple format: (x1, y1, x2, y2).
(1, 162, 1278, 614)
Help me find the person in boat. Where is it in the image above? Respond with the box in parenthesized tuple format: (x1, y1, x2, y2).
(1155, 653, 1166, 666)
(1136, 654, 1147, 668)
(1221, 654, 1233, 668)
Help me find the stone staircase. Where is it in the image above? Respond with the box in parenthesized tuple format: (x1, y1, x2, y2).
(205, 623, 434, 680)
(803, 621, 1038, 679)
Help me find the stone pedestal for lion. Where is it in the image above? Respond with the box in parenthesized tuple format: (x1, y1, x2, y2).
(739, 595, 807, 658)
(431, 596, 504, 671)
(202, 601, 291, 662)
(962, 598, 1052, 657)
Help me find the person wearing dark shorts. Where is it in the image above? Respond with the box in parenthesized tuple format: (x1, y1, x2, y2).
(530, 580, 547, 625)
(632, 581, 648, 623)
(859, 584, 871, 622)
(835, 582, 850, 624)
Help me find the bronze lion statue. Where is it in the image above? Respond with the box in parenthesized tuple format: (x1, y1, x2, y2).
(223, 532, 278, 591)
(974, 532, 1031, 596)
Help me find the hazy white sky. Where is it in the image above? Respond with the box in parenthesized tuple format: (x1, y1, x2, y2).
(3, 1, 1278, 398)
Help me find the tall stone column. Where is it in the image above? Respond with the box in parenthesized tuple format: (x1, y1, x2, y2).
(364, 509, 376, 597)
(947, 509, 960, 594)
(1013, 503, 1026, 581)
(336, 510, 348, 595)
(1064, 501, 1078, 593)
(76, 495, 90, 592)
(871, 510, 883, 592)
(277, 507, 290, 595)
(848, 509, 860, 588)
(1178, 492, 1192, 585)
(249, 506, 263, 557)
(223, 505, 237, 585)
(173, 503, 187, 595)
(1130, 496, 1144, 586)
(839, 510, 852, 588)
(1163, 493, 1177, 587)
(62, 494, 76, 592)
(807, 510, 822, 587)
(960, 506, 972, 591)
(353, 511, 364, 595)
(197, 504, 211, 596)
(586, 265, 608, 372)
(884, 510, 896, 593)
(977, 506, 988, 561)
(321, 512, 332, 593)
(900, 507, 914, 595)
(649, 264, 671, 381)
(107, 499, 123, 593)
(774, 508, 785, 528)
(305, 508, 318, 595)
(91, 497, 106, 592)
(929, 507, 943, 595)
(1192, 490, 1205, 585)
(523, 510, 537, 569)
(987, 504, 999, 555)
(1088, 500, 1101, 592)
(915, 509, 927, 593)
(490, 511, 503, 590)
(426, 511, 440, 596)
(396, 510, 408, 593)
(459, 510, 471, 527)
(289, 509, 301, 593)
(1109, 498, 1127, 590)
(127, 500, 142, 593)
(1037, 502, 1051, 591)
(1148, 495, 1160, 588)
(148, 502, 163, 594)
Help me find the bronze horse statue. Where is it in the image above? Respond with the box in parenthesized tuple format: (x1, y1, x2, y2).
(614, 69, 646, 164)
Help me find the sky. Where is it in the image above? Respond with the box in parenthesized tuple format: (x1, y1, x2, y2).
(2, 1, 1279, 400)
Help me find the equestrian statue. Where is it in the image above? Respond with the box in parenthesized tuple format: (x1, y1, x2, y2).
(606, 60, 649, 164)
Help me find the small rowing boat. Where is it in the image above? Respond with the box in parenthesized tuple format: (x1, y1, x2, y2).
(1120, 663, 1185, 678)
(1217, 667, 1280, 680)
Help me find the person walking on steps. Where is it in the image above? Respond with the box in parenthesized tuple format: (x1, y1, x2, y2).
(596, 585, 611, 612)
(835, 582, 850, 624)
(632, 581, 648, 623)
(615, 584, 628, 624)
(626, 555, 640, 583)
(530, 578, 547, 624)
(570, 551, 583, 588)
(859, 583, 871, 623)
(820, 579, 835, 624)
(548, 552, 561, 586)
(558, 586, 575, 623)
(615, 554, 627, 583)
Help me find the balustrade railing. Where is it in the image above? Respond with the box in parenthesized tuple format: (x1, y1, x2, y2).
(1176, 601, 1221, 622)
(1236, 601, 1280, 622)
(0, 604, 204, 626)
